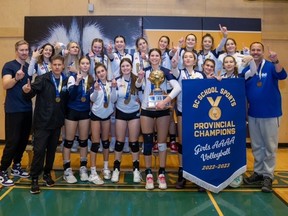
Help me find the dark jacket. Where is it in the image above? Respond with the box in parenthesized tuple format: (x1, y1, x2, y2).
(23, 72, 68, 130)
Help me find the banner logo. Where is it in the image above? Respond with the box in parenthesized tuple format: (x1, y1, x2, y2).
(207, 96, 222, 121)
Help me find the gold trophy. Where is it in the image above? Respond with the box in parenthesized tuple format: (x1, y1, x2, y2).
(147, 69, 170, 109)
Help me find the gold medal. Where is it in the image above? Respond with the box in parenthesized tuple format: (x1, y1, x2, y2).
(104, 103, 108, 108)
(257, 81, 262, 87)
(208, 106, 221, 121)
(55, 97, 61, 103)
(81, 97, 86, 102)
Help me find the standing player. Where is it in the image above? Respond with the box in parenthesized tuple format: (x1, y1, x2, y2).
(136, 48, 181, 190)
(0, 40, 32, 187)
(89, 63, 116, 184)
(62, 56, 94, 184)
(110, 58, 141, 183)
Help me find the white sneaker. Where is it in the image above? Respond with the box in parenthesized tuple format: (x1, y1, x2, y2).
(102, 169, 111, 180)
(123, 142, 130, 153)
(145, 174, 154, 190)
(157, 174, 167, 190)
(89, 173, 104, 185)
(109, 138, 116, 152)
(64, 168, 77, 184)
(133, 169, 141, 183)
(229, 175, 243, 188)
(79, 166, 89, 181)
(111, 169, 120, 183)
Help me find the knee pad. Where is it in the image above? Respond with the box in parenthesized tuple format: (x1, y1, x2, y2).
(79, 139, 88, 148)
(102, 140, 110, 149)
(129, 141, 139, 153)
(158, 143, 167, 152)
(115, 141, 124, 152)
(64, 140, 73, 149)
(143, 143, 153, 155)
(91, 142, 100, 153)
(143, 133, 154, 155)
(178, 143, 182, 154)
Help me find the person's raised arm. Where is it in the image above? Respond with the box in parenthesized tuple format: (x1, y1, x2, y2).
(3, 64, 25, 90)
(216, 24, 228, 54)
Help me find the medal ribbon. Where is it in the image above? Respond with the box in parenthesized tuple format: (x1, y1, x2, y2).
(184, 68, 194, 79)
(99, 80, 109, 104)
(124, 78, 131, 100)
(43, 62, 50, 73)
(81, 76, 88, 99)
(117, 51, 126, 60)
(207, 96, 221, 107)
(161, 52, 166, 67)
(51, 73, 63, 99)
(256, 59, 265, 81)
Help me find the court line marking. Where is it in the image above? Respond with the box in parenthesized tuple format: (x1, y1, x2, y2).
(0, 187, 14, 201)
(207, 191, 224, 216)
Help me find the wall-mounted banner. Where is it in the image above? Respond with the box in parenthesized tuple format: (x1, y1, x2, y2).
(182, 79, 246, 193)
(24, 16, 142, 55)
(24, 16, 261, 55)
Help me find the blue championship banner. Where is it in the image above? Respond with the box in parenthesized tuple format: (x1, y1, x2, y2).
(182, 79, 246, 193)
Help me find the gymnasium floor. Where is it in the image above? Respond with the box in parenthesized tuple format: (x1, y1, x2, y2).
(0, 146, 287, 216)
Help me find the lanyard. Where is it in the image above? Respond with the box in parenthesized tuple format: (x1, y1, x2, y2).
(51, 73, 63, 99)
(161, 52, 166, 67)
(124, 77, 131, 100)
(81, 76, 88, 97)
(99, 80, 109, 104)
(184, 68, 194, 79)
(117, 51, 126, 60)
(43, 62, 50, 73)
(256, 59, 265, 80)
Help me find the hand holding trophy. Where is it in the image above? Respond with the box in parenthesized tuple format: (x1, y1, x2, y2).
(147, 69, 170, 110)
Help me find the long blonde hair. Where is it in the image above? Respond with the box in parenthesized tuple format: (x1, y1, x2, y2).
(64, 41, 81, 75)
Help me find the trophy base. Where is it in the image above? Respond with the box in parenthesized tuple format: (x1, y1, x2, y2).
(146, 94, 171, 110)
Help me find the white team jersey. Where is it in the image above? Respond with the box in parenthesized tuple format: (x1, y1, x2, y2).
(112, 77, 140, 113)
(197, 50, 219, 73)
(28, 57, 51, 76)
(133, 52, 150, 76)
(110, 52, 133, 79)
(90, 81, 114, 119)
(220, 72, 238, 79)
(161, 50, 172, 70)
(175, 69, 205, 113)
(88, 54, 110, 80)
(218, 52, 246, 75)
(177, 48, 197, 70)
(197, 37, 227, 73)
